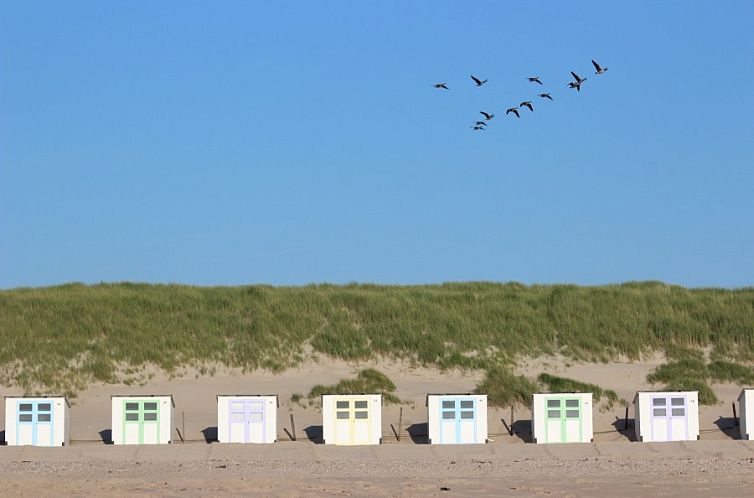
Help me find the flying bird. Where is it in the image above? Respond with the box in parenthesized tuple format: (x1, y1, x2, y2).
(591, 59, 608, 74)
(527, 77, 543, 85)
(506, 107, 520, 118)
(538, 93, 553, 100)
(433, 83, 449, 89)
(474, 121, 487, 127)
(470, 75, 488, 87)
(568, 71, 587, 91)
(471, 125, 486, 131)
(519, 101, 534, 112)
(479, 111, 494, 120)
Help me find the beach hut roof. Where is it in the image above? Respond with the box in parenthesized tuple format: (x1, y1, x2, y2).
(424, 393, 477, 406)
(632, 390, 698, 403)
(4, 395, 70, 407)
(738, 388, 754, 401)
(216, 394, 279, 407)
(110, 394, 175, 407)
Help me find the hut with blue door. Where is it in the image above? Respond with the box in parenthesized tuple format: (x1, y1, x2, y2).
(4, 395, 70, 446)
(426, 393, 488, 444)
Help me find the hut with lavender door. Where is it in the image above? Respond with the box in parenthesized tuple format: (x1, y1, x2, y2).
(633, 391, 699, 442)
(217, 395, 278, 443)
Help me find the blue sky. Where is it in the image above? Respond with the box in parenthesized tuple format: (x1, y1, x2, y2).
(1, 1, 753, 289)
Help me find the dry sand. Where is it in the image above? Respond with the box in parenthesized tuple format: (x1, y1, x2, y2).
(2, 356, 753, 496)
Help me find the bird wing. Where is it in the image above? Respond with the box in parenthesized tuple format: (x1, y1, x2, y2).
(592, 60, 602, 71)
(471, 75, 482, 85)
(571, 71, 582, 82)
(480, 111, 490, 119)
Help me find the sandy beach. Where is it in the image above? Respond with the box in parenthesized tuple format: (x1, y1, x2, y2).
(2, 358, 752, 496)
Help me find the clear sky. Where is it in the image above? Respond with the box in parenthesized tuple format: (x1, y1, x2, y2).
(1, 1, 753, 289)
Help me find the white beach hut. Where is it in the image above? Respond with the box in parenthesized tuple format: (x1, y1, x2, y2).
(633, 391, 699, 442)
(737, 388, 753, 441)
(426, 393, 488, 444)
(111, 395, 174, 445)
(4, 396, 70, 446)
(217, 395, 278, 443)
(532, 392, 593, 444)
(322, 394, 381, 445)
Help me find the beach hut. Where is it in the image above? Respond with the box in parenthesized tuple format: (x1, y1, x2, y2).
(4, 396, 69, 446)
(111, 395, 174, 445)
(217, 395, 278, 443)
(532, 392, 593, 444)
(426, 393, 488, 444)
(633, 391, 699, 442)
(322, 394, 381, 445)
(737, 389, 753, 440)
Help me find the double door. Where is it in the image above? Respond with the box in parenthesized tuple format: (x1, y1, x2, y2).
(650, 395, 688, 441)
(438, 398, 476, 444)
(16, 401, 54, 446)
(334, 398, 371, 445)
(228, 399, 266, 443)
(544, 397, 582, 443)
(123, 400, 160, 444)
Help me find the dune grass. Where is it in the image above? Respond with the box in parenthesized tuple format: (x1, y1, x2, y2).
(306, 368, 402, 404)
(646, 358, 754, 405)
(537, 373, 623, 408)
(1, 281, 754, 395)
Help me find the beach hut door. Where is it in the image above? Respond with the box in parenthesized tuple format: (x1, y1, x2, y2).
(123, 401, 160, 444)
(545, 397, 582, 443)
(650, 395, 687, 441)
(440, 398, 476, 443)
(229, 400, 266, 443)
(17, 401, 54, 446)
(335, 399, 370, 444)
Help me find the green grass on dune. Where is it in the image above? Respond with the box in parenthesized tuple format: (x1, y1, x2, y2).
(306, 368, 402, 405)
(1, 281, 754, 395)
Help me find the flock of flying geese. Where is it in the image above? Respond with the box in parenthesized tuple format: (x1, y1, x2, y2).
(433, 59, 608, 131)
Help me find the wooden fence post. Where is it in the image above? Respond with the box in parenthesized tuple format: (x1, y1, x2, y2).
(290, 413, 297, 441)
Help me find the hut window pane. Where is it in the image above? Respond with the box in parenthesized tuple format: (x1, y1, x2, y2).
(125, 403, 139, 411)
(671, 398, 685, 406)
(231, 402, 245, 411)
(355, 411, 368, 419)
(460, 401, 473, 409)
(565, 399, 579, 408)
(566, 410, 580, 418)
(653, 408, 666, 417)
(144, 402, 158, 411)
(231, 413, 244, 423)
(249, 413, 263, 423)
(547, 400, 560, 408)
(19, 404, 32, 412)
(671, 408, 685, 417)
(143, 412, 157, 421)
(354, 401, 368, 409)
(19, 414, 33, 422)
(38, 403, 51, 411)
(442, 401, 455, 409)
(652, 398, 666, 407)
(336, 411, 349, 419)
(336, 401, 349, 409)
(460, 411, 474, 419)
(547, 410, 560, 418)
(38, 414, 51, 422)
(125, 413, 139, 421)
(442, 411, 455, 420)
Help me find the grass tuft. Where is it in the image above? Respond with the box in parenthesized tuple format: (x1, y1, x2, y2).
(307, 369, 402, 404)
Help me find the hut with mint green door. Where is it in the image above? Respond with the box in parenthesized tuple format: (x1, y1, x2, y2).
(532, 392, 593, 444)
(426, 393, 488, 444)
(111, 395, 174, 445)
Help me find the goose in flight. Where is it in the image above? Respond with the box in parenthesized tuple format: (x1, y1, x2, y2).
(519, 101, 534, 112)
(472, 125, 486, 131)
(538, 93, 553, 100)
(474, 121, 487, 127)
(433, 83, 449, 89)
(506, 107, 520, 118)
(591, 59, 608, 74)
(527, 76, 543, 85)
(568, 71, 587, 91)
(479, 111, 494, 120)
(470, 75, 488, 87)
